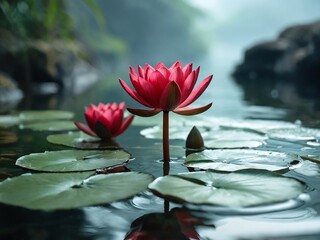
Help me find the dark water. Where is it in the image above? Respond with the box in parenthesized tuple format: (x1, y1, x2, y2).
(1, 65, 320, 240)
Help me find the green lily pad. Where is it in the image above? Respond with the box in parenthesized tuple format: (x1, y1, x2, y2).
(208, 117, 297, 134)
(185, 149, 301, 172)
(16, 149, 130, 172)
(205, 139, 264, 149)
(267, 127, 320, 141)
(19, 110, 74, 122)
(204, 128, 266, 149)
(47, 131, 118, 149)
(20, 120, 77, 131)
(0, 171, 153, 210)
(148, 170, 304, 207)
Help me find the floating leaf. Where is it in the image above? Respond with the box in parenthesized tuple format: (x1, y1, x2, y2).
(148, 170, 304, 207)
(205, 139, 264, 149)
(185, 149, 301, 172)
(19, 110, 74, 122)
(16, 149, 130, 172)
(207, 117, 297, 134)
(267, 128, 320, 141)
(20, 120, 77, 131)
(204, 128, 266, 149)
(0, 171, 153, 210)
(47, 131, 118, 149)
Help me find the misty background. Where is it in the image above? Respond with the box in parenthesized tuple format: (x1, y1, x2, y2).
(1, 0, 320, 121)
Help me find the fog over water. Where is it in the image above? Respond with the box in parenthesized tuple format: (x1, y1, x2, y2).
(187, 0, 320, 118)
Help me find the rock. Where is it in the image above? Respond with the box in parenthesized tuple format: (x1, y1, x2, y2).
(0, 72, 23, 112)
(0, 28, 96, 95)
(233, 20, 320, 98)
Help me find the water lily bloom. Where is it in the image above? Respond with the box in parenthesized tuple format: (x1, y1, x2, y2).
(74, 102, 134, 140)
(120, 61, 213, 173)
(119, 61, 213, 117)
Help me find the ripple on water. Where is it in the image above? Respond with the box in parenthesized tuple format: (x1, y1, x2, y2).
(185, 194, 307, 216)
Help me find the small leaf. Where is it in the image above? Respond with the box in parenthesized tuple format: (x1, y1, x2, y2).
(0, 171, 154, 210)
(16, 149, 130, 172)
(148, 170, 304, 207)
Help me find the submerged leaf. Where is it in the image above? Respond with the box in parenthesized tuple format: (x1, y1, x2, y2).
(148, 170, 304, 207)
(0, 171, 154, 210)
(185, 149, 301, 172)
(16, 149, 130, 172)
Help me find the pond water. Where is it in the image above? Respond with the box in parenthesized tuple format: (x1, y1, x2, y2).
(1, 63, 320, 240)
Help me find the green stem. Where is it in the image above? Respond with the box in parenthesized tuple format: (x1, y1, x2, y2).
(163, 111, 170, 176)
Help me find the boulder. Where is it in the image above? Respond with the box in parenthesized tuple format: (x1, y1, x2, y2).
(233, 20, 320, 98)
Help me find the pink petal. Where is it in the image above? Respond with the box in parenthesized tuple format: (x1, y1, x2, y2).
(178, 75, 213, 108)
(119, 79, 153, 108)
(132, 77, 160, 107)
(127, 108, 162, 117)
(180, 71, 196, 102)
(85, 112, 96, 132)
(169, 61, 182, 70)
(173, 102, 212, 116)
(155, 62, 166, 69)
(182, 63, 193, 79)
(114, 114, 134, 137)
(112, 109, 123, 134)
(169, 66, 184, 88)
(159, 81, 182, 111)
(74, 121, 97, 137)
(129, 66, 138, 77)
(157, 66, 171, 79)
(149, 70, 168, 91)
(138, 65, 145, 78)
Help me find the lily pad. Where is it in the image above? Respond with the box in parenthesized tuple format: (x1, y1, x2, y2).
(204, 128, 266, 149)
(185, 149, 301, 172)
(267, 127, 320, 141)
(47, 131, 118, 149)
(20, 120, 77, 131)
(207, 117, 297, 134)
(19, 110, 74, 122)
(205, 139, 264, 149)
(0, 171, 153, 210)
(16, 149, 130, 172)
(148, 170, 304, 207)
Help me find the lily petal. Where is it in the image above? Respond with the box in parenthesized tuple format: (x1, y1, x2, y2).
(160, 81, 182, 111)
(178, 75, 213, 108)
(119, 79, 153, 108)
(173, 102, 213, 116)
(114, 114, 134, 137)
(74, 121, 97, 137)
(127, 108, 162, 117)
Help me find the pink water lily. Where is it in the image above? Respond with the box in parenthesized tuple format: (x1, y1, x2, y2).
(74, 102, 134, 140)
(119, 61, 213, 116)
